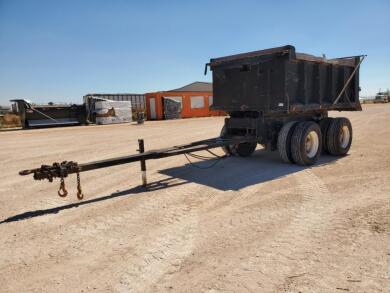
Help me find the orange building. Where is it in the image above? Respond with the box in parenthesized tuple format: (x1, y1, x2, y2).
(145, 82, 225, 120)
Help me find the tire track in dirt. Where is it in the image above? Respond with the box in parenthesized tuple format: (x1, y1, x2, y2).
(112, 208, 198, 293)
(58, 187, 199, 292)
(1, 202, 196, 292)
(101, 176, 206, 293)
(274, 169, 334, 291)
(149, 170, 330, 293)
(1, 169, 202, 292)
(220, 169, 334, 292)
(274, 169, 389, 292)
(170, 169, 329, 293)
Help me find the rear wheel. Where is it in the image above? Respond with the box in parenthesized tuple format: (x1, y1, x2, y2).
(326, 117, 352, 156)
(231, 142, 257, 157)
(220, 125, 257, 157)
(291, 121, 322, 166)
(319, 117, 334, 154)
(277, 121, 298, 163)
(220, 126, 234, 156)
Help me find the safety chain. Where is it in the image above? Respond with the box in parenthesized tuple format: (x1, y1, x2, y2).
(76, 171, 84, 200)
(57, 163, 68, 197)
(56, 170, 84, 200)
(37, 161, 85, 200)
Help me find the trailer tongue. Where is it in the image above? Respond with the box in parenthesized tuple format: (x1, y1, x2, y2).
(19, 45, 365, 200)
(19, 136, 258, 199)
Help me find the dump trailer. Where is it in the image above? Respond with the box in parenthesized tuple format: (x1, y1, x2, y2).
(207, 45, 364, 165)
(20, 45, 365, 199)
(10, 99, 86, 129)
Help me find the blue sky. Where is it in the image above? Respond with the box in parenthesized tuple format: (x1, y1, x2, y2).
(0, 0, 389, 105)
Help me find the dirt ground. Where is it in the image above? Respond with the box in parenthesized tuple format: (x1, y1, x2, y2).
(0, 104, 389, 292)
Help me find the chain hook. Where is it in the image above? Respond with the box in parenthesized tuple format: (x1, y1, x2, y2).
(76, 172, 84, 200)
(58, 176, 68, 197)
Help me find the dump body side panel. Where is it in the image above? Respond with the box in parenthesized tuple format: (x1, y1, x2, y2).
(25, 105, 86, 127)
(210, 46, 361, 114)
(286, 57, 361, 112)
(10, 100, 87, 128)
(212, 53, 288, 113)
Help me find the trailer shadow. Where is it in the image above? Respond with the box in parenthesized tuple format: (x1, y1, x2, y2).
(159, 148, 341, 191)
(0, 177, 186, 224)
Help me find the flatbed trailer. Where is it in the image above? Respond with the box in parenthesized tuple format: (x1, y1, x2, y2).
(20, 45, 365, 199)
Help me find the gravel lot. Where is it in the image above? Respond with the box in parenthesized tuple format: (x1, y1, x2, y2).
(0, 104, 389, 292)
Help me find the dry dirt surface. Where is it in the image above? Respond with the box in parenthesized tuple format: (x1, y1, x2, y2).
(1, 104, 389, 293)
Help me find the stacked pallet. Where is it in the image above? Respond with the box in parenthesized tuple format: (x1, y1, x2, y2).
(95, 100, 132, 125)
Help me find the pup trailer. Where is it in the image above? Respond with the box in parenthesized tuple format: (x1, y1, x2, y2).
(20, 45, 365, 199)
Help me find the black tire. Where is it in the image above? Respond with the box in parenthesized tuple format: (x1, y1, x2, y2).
(326, 117, 352, 156)
(277, 121, 298, 163)
(291, 121, 322, 166)
(319, 118, 334, 154)
(220, 125, 234, 156)
(231, 142, 257, 157)
(220, 125, 257, 157)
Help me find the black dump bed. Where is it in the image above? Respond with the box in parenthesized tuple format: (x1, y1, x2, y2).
(209, 45, 362, 114)
(10, 99, 86, 128)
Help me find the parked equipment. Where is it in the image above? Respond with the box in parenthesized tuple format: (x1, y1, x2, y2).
(94, 100, 132, 125)
(206, 45, 364, 165)
(19, 45, 365, 199)
(84, 93, 146, 122)
(10, 99, 86, 128)
(374, 90, 389, 103)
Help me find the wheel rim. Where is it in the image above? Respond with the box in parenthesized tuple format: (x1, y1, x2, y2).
(339, 125, 350, 148)
(305, 131, 319, 158)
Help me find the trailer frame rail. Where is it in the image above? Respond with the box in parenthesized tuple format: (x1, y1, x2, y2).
(19, 136, 258, 199)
